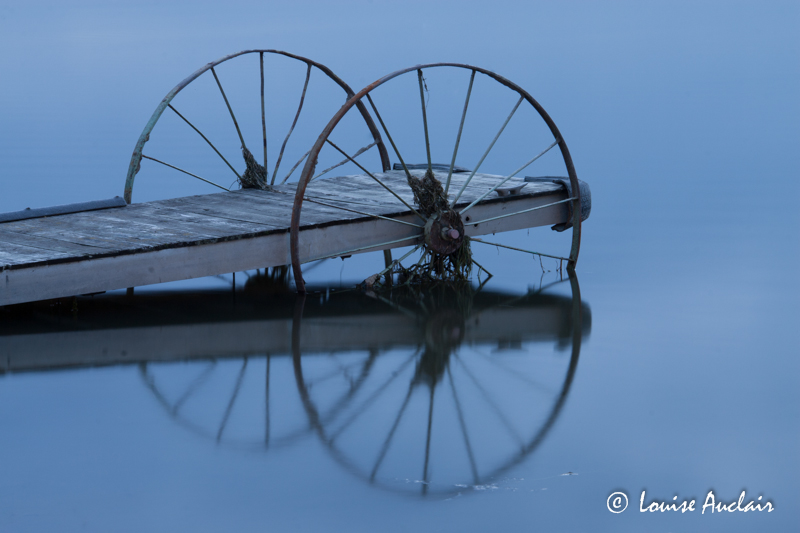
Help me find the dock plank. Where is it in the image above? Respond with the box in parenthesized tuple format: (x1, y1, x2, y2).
(177, 189, 366, 227)
(0, 228, 109, 256)
(0, 241, 75, 267)
(163, 193, 301, 229)
(138, 204, 283, 236)
(7, 209, 218, 253)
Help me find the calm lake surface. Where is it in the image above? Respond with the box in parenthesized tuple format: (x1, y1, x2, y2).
(1, 2, 798, 532)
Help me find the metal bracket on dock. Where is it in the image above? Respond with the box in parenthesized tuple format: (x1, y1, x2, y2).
(525, 177, 591, 231)
(0, 197, 127, 224)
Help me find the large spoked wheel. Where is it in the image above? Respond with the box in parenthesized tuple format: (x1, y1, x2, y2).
(290, 63, 584, 292)
(124, 49, 389, 204)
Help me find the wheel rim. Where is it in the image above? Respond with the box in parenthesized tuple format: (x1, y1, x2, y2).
(290, 63, 583, 292)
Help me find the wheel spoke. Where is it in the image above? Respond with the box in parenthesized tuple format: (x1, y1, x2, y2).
(451, 95, 524, 206)
(445, 70, 475, 196)
(325, 139, 425, 221)
(374, 292, 421, 320)
(371, 244, 422, 282)
(312, 141, 377, 180)
(417, 69, 433, 173)
(260, 52, 269, 183)
(466, 195, 575, 225)
(454, 354, 525, 447)
(141, 155, 230, 191)
(401, 250, 430, 285)
(447, 365, 480, 485)
(476, 270, 492, 290)
(172, 361, 218, 415)
(473, 349, 556, 396)
(530, 277, 568, 295)
(264, 354, 271, 446)
(304, 359, 366, 389)
(301, 196, 423, 228)
(279, 149, 311, 184)
(217, 358, 248, 442)
(370, 383, 415, 481)
(298, 194, 386, 210)
(470, 256, 493, 279)
(470, 237, 570, 262)
(303, 234, 422, 264)
(421, 385, 435, 495)
(318, 351, 382, 425)
(168, 104, 242, 181)
(330, 353, 418, 442)
(366, 94, 413, 181)
(272, 63, 311, 185)
(210, 66, 248, 151)
(139, 364, 177, 413)
(459, 139, 559, 215)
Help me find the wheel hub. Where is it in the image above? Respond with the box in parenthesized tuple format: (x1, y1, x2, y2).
(424, 211, 465, 256)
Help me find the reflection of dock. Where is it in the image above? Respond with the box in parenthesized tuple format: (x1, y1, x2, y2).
(0, 286, 589, 374)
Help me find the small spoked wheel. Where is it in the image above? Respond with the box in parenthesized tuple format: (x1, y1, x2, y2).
(290, 63, 586, 292)
(124, 50, 389, 204)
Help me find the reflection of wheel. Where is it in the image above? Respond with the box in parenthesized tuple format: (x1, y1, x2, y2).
(139, 356, 314, 451)
(139, 345, 385, 451)
(290, 63, 584, 292)
(124, 50, 389, 203)
(292, 274, 584, 496)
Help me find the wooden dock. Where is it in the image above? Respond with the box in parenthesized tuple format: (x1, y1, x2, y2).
(0, 169, 572, 307)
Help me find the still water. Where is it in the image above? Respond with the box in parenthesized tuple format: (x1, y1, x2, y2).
(1, 1, 798, 532)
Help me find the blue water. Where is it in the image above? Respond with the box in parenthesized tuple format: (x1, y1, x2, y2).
(0, 1, 798, 531)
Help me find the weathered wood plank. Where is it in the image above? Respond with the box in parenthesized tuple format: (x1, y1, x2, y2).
(137, 203, 283, 236)
(3, 219, 158, 253)
(187, 188, 370, 227)
(0, 228, 109, 256)
(9, 209, 218, 253)
(0, 241, 75, 267)
(95, 203, 268, 239)
(165, 193, 305, 228)
(156, 198, 294, 231)
(0, 195, 287, 258)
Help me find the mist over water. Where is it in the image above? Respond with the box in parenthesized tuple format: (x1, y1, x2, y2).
(0, 1, 798, 531)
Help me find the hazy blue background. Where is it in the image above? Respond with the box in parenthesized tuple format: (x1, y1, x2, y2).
(1, 1, 798, 531)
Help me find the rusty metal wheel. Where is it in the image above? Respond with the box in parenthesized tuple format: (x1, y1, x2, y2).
(124, 50, 389, 204)
(290, 63, 588, 292)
